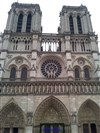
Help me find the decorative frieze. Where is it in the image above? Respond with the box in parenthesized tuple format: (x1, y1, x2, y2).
(0, 81, 100, 95)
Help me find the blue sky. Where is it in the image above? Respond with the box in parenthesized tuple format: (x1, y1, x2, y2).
(0, 0, 99, 48)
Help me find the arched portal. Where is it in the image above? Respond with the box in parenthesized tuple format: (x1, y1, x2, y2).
(34, 96, 70, 133)
(0, 101, 25, 133)
(78, 99, 100, 133)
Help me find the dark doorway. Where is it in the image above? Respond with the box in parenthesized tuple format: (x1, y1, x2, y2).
(90, 123, 97, 133)
(4, 128, 10, 133)
(83, 123, 97, 133)
(40, 123, 64, 133)
(83, 124, 89, 133)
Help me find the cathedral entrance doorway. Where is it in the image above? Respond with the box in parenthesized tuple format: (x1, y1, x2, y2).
(78, 99, 100, 133)
(40, 123, 65, 133)
(34, 96, 70, 133)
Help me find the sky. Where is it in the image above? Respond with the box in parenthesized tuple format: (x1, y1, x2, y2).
(0, 0, 100, 48)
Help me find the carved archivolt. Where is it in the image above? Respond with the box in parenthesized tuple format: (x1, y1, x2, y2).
(78, 99, 100, 124)
(34, 96, 70, 126)
(72, 57, 93, 69)
(15, 57, 23, 65)
(5, 56, 31, 70)
(0, 101, 25, 128)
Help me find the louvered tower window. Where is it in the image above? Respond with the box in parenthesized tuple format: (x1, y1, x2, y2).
(77, 16, 82, 34)
(16, 13, 23, 32)
(26, 14, 32, 32)
(69, 15, 74, 34)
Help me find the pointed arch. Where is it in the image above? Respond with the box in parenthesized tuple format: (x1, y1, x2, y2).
(78, 99, 100, 133)
(83, 65, 90, 79)
(34, 96, 70, 125)
(5, 56, 31, 71)
(69, 15, 74, 34)
(10, 66, 16, 80)
(34, 96, 70, 133)
(72, 57, 93, 68)
(78, 99, 100, 121)
(77, 15, 82, 34)
(26, 13, 32, 32)
(74, 65, 81, 80)
(0, 99, 25, 128)
(16, 13, 23, 32)
(21, 67, 28, 80)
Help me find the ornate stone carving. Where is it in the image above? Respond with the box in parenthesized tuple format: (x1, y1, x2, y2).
(10, 36, 32, 44)
(0, 102, 25, 128)
(77, 58, 85, 66)
(27, 112, 33, 125)
(6, 54, 13, 59)
(27, 54, 32, 59)
(15, 57, 23, 65)
(0, 81, 100, 95)
(71, 112, 77, 124)
(42, 107, 61, 123)
(41, 59, 62, 78)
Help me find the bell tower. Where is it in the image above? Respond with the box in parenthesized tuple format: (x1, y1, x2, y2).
(0, 3, 100, 133)
(59, 5, 93, 34)
(5, 2, 42, 33)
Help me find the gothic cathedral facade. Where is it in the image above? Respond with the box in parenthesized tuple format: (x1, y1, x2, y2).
(0, 2, 100, 133)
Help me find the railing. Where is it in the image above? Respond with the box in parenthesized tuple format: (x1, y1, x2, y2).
(40, 33, 62, 52)
(70, 37, 91, 52)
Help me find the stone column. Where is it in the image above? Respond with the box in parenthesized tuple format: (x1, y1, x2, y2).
(38, 12, 42, 32)
(80, 14, 85, 34)
(22, 14, 27, 32)
(73, 14, 78, 34)
(31, 14, 36, 32)
(6, 11, 10, 30)
(30, 34, 38, 79)
(82, 14, 88, 34)
(12, 13, 18, 32)
(35, 11, 41, 32)
(78, 124, 82, 133)
(71, 112, 78, 133)
(65, 36, 71, 51)
(0, 128, 2, 133)
(97, 123, 100, 133)
(25, 112, 33, 133)
(20, 128, 24, 133)
(86, 12, 93, 33)
(60, 12, 65, 33)
(6, 10, 14, 31)
(64, 13, 70, 33)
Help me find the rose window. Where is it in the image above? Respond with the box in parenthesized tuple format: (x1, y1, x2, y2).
(41, 59, 62, 78)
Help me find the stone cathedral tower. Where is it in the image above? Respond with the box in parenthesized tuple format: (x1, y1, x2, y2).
(0, 2, 100, 133)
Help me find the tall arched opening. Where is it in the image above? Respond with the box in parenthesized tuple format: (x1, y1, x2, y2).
(78, 99, 100, 133)
(0, 102, 25, 133)
(34, 96, 70, 133)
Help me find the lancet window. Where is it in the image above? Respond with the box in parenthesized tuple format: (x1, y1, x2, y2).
(21, 67, 27, 80)
(77, 15, 82, 34)
(69, 15, 74, 34)
(16, 13, 23, 32)
(10, 67, 16, 80)
(26, 14, 32, 32)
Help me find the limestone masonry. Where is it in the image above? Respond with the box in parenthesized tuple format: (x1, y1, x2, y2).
(0, 2, 100, 133)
